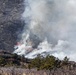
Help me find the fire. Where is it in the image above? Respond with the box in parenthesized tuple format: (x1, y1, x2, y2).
(16, 42, 21, 46)
(14, 0, 76, 61)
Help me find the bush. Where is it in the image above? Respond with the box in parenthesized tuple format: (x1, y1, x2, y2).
(28, 55, 58, 70)
(0, 56, 6, 66)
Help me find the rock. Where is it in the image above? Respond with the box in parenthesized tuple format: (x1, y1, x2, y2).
(0, 68, 76, 75)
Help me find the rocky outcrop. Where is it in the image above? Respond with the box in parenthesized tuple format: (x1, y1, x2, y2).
(0, 67, 76, 75)
(0, 0, 25, 52)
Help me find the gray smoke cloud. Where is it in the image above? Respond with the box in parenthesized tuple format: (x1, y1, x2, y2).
(14, 0, 76, 61)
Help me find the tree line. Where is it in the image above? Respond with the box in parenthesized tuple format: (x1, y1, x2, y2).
(28, 54, 69, 70)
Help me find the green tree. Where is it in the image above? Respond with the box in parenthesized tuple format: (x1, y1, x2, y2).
(0, 56, 6, 66)
(62, 56, 69, 65)
(63, 56, 69, 62)
(40, 55, 56, 70)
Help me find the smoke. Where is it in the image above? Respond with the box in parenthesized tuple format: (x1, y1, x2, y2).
(14, 0, 76, 61)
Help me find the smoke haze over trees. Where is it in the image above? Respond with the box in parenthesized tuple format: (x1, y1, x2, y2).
(14, 0, 76, 61)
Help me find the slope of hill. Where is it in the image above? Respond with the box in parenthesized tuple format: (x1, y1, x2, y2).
(0, 51, 76, 75)
(0, 0, 24, 52)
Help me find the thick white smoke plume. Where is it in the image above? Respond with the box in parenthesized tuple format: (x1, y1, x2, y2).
(14, 0, 76, 61)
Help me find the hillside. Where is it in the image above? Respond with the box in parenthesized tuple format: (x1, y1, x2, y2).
(0, 51, 76, 75)
(0, 0, 24, 52)
(0, 0, 76, 75)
